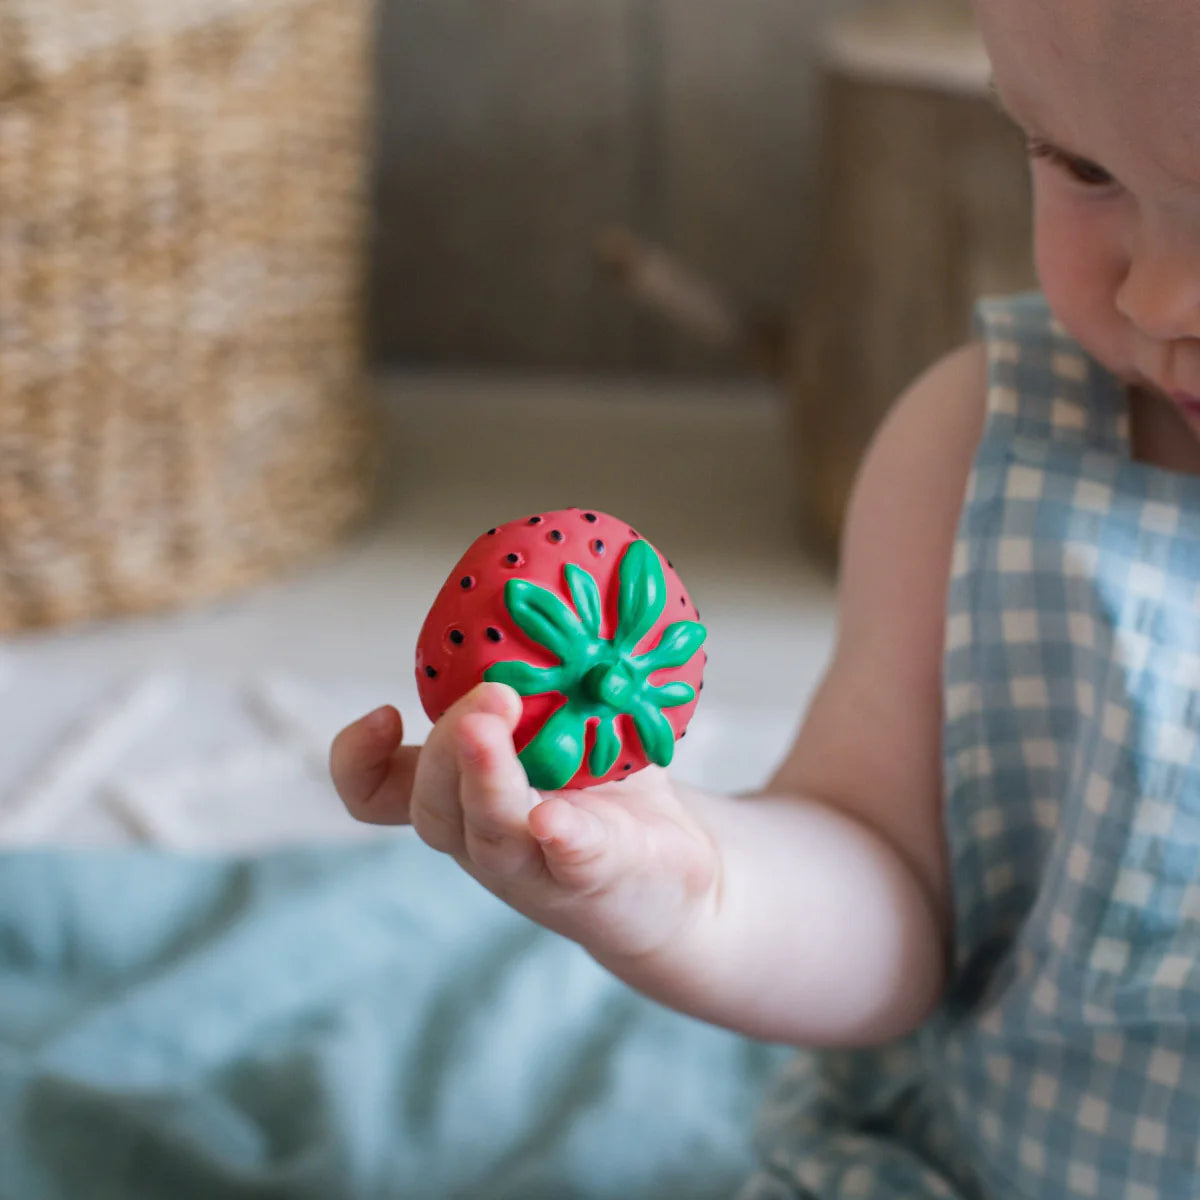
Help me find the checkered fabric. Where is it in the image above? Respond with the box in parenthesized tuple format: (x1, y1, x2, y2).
(740, 293, 1200, 1199)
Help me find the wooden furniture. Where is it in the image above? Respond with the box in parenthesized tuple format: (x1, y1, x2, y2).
(788, 1, 1035, 562)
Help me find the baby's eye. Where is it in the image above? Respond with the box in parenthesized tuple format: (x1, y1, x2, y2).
(1028, 139, 1115, 188)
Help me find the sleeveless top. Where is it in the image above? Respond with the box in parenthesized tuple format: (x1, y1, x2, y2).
(740, 293, 1200, 1200)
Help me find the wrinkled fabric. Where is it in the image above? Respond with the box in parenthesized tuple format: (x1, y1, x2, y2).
(0, 838, 788, 1199)
(742, 293, 1200, 1198)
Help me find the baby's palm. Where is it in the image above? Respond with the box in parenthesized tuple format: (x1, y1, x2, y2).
(330, 683, 719, 961)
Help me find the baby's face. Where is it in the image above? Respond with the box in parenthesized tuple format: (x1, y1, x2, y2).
(974, 0, 1200, 424)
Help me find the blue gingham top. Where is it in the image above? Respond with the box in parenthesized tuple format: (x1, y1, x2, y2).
(741, 293, 1200, 1200)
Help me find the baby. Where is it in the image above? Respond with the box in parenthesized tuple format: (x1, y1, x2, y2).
(331, 0, 1200, 1195)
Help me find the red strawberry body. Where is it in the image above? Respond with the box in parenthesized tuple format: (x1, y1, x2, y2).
(415, 508, 707, 790)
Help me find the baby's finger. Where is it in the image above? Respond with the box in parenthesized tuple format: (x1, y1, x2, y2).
(410, 682, 522, 855)
(330, 706, 418, 824)
(457, 710, 542, 878)
(528, 797, 620, 892)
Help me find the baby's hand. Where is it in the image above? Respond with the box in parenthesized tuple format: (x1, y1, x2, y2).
(329, 682, 720, 961)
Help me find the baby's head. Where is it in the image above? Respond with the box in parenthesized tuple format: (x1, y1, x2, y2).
(973, 0, 1200, 411)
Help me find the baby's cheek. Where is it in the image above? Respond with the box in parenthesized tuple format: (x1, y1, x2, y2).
(1033, 194, 1089, 302)
(1033, 193, 1129, 371)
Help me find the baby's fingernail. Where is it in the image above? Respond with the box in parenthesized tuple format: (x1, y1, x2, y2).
(477, 681, 521, 715)
(467, 682, 504, 710)
(364, 705, 396, 733)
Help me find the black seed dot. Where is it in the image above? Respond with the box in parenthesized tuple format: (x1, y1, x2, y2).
(486, 528, 497, 535)
(505, 552, 520, 564)
(621, 763, 632, 771)
(667, 559, 674, 568)
(680, 730, 687, 738)
(680, 595, 687, 606)
(548, 529, 564, 543)
(583, 512, 598, 523)
(460, 575, 475, 590)
(591, 539, 605, 555)
(486, 627, 503, 642)
(449, 629, 465, 645)
(527, 515, 543, 524)
(425, 666, 438, 678)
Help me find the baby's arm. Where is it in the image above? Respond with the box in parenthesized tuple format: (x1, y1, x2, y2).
(331, 342, 986, 1047)
(631, 341, 989, 1043)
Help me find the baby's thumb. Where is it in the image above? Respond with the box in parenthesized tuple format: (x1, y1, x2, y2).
(461, 680, 523, 730)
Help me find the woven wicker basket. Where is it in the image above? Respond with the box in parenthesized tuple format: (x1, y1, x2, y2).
(0, 0, 379, 633)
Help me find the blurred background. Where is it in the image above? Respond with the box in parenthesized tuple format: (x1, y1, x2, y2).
(0, 0, 1032, 846)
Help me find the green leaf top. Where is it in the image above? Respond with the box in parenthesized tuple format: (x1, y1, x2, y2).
(565, 563, 602, 639)
(504, 578, 587, 663)
(482, 540, 706, 790)
(614, 540, 666, 654)
(637, 620, 707, 672)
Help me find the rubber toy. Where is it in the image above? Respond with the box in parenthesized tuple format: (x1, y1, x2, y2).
(415, 508, 707, 790)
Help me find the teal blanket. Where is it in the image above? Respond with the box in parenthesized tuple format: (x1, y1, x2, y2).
(0, 838, 787, 1199)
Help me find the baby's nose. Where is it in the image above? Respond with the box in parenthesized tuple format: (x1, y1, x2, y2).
(1115, 231, 1200, 343)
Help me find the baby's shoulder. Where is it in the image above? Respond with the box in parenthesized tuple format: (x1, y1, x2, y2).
(834, 340, 989, 713)
(845, 341, 987, 553)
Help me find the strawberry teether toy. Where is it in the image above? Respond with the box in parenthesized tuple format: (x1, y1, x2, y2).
(415, 508, 707, 790)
